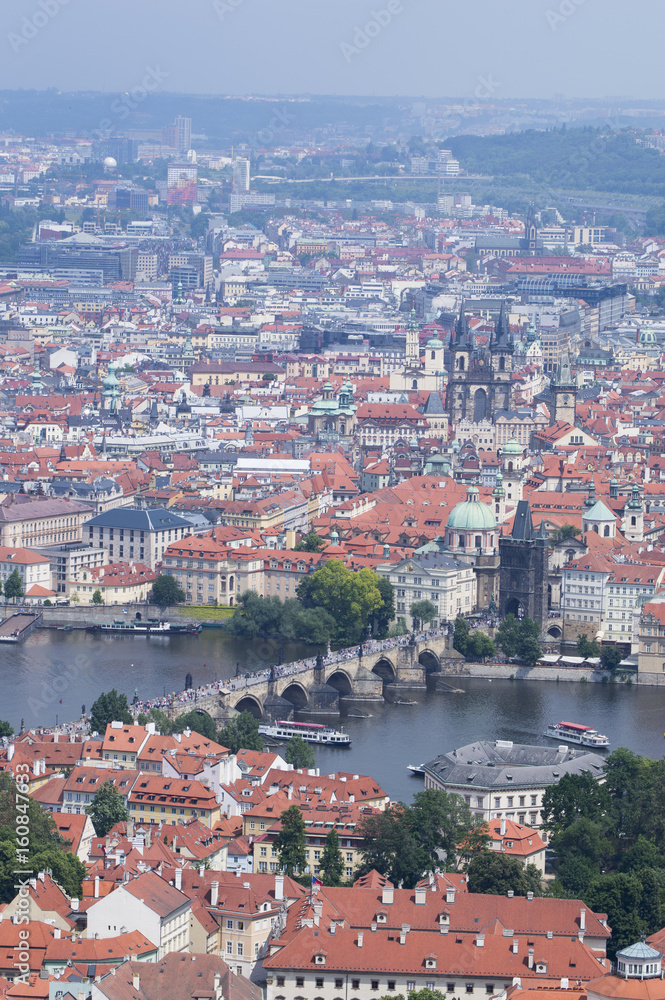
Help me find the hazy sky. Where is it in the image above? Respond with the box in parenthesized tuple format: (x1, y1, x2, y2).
(0, 0, 660, 100)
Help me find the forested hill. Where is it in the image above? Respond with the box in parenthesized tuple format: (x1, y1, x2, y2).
(447, 128, 665, 198)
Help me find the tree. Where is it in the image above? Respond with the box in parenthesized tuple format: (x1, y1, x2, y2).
(497, 616, 542, 663)
(297, 559, 385, 646)
(70, 591, 80, 604)
(273, 805, 307, 878)
(87, 780, 129, 837)
(90, 689, 133, 733)
(410, 600, 437, 631)
(466, 632, 495, 662)
(0, 721, 12, 739)
(577, 634, 601, 658)
(356, 803, 429, 889)
(148, 707, 174, 735)
(0, 771, 85, 902)
(519, 634, 542, 665)
(217, 710, 265, 753)
(541, 771, 610, 836)
(411, 788, 488, 869)
(453, 616, 469, 655)
(92, 589, 103, 605)
(495, 613, 520, 657)
(4, 569, 23, 603)
(172, 710, 217, 741)
(151, 574, 186, 607)
(294, 533, 325, 552)
(285, 734, 316, 770)
(600, 645, 623, 671)
(319, 827, 345, 886)
(467, 853, 542, 896)
(373, 576, 396, 638)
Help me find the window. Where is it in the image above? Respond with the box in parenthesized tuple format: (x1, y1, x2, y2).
(485, 986, 495, 994)
(387, 983, 396, 992)
(316, 979, 324, 990)
(407, 985, 416, 993)
(352, 981, 360, 991)
(296, 979, 305, 989)
(226, 941, 232, 955)
(335, 980, 344, 990)
(466, 985, 474, 994)
(277, 978, 285, 988)
(447, 986, 456, 994)
(371, 982, 379, 991)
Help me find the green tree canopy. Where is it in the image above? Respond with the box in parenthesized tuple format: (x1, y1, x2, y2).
(600, 645, 623, 670)
(294, 533, 326, 552)
(4, 570, 23, 603)
(285, 734, 316, 770)
(274, 805, 307, 878)
(90, 689, 133, 733)
(217, 710, 265, 754)
(577, 634, 601, 658)
(172, 710, 218, 741)
(374, 576, 396, 639)
(92, 589, 103, 605)
(298, 559, 385, 645)
(453, 616, 469, 655)
(410, 600, 437, 631)
(319, 827, 345, 886)
(466, 632, 495, 662)
(0, 721, 13, 739)
(356, 803, 429, 889)
(151, 574, 186, 607)
(467, 853, 542, 896)
(541, 771, 610, 836)
(87, 780, 129, 837)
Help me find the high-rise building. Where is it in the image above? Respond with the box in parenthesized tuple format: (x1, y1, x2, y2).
(232, 157, 250, 193)
(162, 116, 192, 153)
(166, 163, 198, 206)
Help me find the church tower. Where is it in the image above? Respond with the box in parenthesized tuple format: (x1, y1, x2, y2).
(525, 203, 538, 254)
(499, 500, 549, 627)
(447, 304, 473, 423)
(623, 483, 644, 543)
(405, 309, 420, 362)
(489, 302, 514, 412)
(549, 354, 577, 427)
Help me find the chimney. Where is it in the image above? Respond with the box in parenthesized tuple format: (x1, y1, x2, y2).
(94, 876, 99, 898)
(7, 744, 14, 761)
(199, 864, 205, 877)
(446, 887, 455, 904)
(527, 891, 534, 901)
(54, 733, 59, 743)
(54, 927, 61, 939)
(528, 948, 534, 970)
(382, 885, 394, 905)
(561, 979, 569, 989)
(175, 867, 182, 890)
(580, 908, 586, 931)
(211, 881, 219, 907)
(507, 890, 514, 898)
(357, 932, 363, 948)
(414, 887, 427, 905)
(512, 938, 519, 954)
(275, 875, 284, 902)
(71, 898, 79, 912)
(133, 972, 140, 992)
(500, 817, 506, 837)
(476, 934, 485, 948)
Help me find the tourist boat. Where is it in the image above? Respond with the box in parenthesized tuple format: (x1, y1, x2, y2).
(258, 719, 351, 745)
(87, 619, 201, 635)
(407, 763, 425, 776)
(545, 721, 610, 748)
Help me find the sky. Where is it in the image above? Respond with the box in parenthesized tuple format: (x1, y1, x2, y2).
(0, 0, 661, 101)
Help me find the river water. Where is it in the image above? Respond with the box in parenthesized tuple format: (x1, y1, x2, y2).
(5, 630, 665, 803)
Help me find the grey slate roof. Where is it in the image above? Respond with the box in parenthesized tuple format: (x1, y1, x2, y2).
(84, 507, 192, 532)
(424, 739, 606, 791)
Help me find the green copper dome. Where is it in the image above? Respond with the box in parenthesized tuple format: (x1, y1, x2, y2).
(502, 438, 523, 455)
(426, 336, 445, 349)
(447, 486, 497, 531)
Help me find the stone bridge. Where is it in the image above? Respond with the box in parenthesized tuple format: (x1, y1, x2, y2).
(170, 634, 455, 723)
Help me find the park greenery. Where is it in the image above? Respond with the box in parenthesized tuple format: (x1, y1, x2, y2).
(467, 852, 543, 897)
(285, 734, 316, 770)
(90, 689, 133, 733)
(577, 635, 624, 670)
(452, 617, 496, 662)
(495, 614, 542, 664)
(227, 559, 395, 646)
(542, 748, 665, 956)
(151, 574, 186, 607)
(356, 789, 489, 888)
(4, 570, 24, 603)
(0, 771, 86, 901)
(87, 780, 129, 837)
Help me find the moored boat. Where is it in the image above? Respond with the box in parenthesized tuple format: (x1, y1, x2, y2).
(407, 763, 425, 776)
(258, 719, 350, 745)
(86, 618, 200, 635)
(545, 721, 610, 748)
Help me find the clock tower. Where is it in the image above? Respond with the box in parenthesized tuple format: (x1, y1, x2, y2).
(549, 353, 577, 427)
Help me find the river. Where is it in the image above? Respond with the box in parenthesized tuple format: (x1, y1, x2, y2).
(5, 630, 665, 803)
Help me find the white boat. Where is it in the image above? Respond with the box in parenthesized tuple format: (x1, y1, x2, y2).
(545, 721, 610, 748)
(258, 720, 350, 745)
(407, 763, 425, 776)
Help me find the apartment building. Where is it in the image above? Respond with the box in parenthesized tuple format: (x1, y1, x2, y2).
(0, 545, 52, 594)
(637, 600, 665, 686)
(86, 871, 191, 958)
(377, 551, 475, 627)
(85, 507, 192, 569)
(0, 496, 92, 548)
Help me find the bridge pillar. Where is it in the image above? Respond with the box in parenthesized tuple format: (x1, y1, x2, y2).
(263, 677, 296, 722)
(347, 665, 384, 701)
(393, 640, 427, 689)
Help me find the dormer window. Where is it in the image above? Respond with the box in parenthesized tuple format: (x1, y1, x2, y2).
(425, 956, 437, 970)
(314, 952, 327, 966)
(536, 963, 547, 974)
(376, 912, 387, 923)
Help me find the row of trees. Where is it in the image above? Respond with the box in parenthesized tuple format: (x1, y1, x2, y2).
(542, 748, 665, 956)
(227, 559, 395, 647)
(452, 614, 543, 665)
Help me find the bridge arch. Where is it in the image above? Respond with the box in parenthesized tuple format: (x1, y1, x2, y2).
(280, 682, 309, 712)
(371, 656, 397, 684)
(234, 695, 263, 718)
(326, 670, 353, 698)
(546, 623, 562, 639)
(418, 649, 441, 674)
